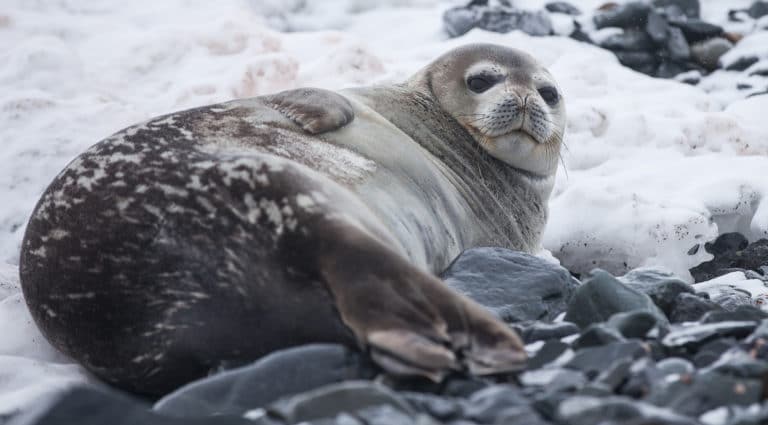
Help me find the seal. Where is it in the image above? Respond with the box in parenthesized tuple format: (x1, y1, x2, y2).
(20, 43, 566, 396)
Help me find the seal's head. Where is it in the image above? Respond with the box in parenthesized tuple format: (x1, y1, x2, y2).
(410, 43, 566, 177)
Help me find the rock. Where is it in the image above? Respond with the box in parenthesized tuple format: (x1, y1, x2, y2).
(656, 60, 692, 78)
(646, 370, 763, 417)
(599, 29, 655, 51)
(652, 0, 701, 19)
(620, 268, 694, 316)
(690, 234, 768, 282)
(619, 358, 665, 398)
(572, 324, 625, 349)
(707, 349, 768, 378)
(646, 9, 670, 43)
(701, 305, 768, 323)
(557, 396, 699, 425)
(401, 392, 463, 422)
(463, 385, 542, 424)
(750, 68, 768, 77)
(545, 1, 581, 15)
(666, 26, 691, 61)
(614, 51, 658, 74)
(440, 376, 490, 398)
(661, 321, 757, 351)
(267, 381, 416, 424)
(564, 269, 668, 329)
(154, 344, 375, 418)
(748, 1, 768, 19)
(527, 340, 571, 370)
(9, 386, 252, 425)
(674, 69, 702, 84)
(565, 341, 648, 378)
(656, 357, 695, 376)
(669, 293, 720, 323)
(595, 358, 633, 390)
(443, 5, 554, 38)
(737, 83, 754, 90)
(520, 368, 587, 391)
(593, 2, 651, 29)
(668, 18, 724, 43)
(692, 338, 737, 367)
(691, 37, 733, 70)
(441, 248, 579, 322)
(607, 310, 661, 338)
(712, 290, 756, 311)
(519, 321, 580, 344)
(569, 21, 593, 43)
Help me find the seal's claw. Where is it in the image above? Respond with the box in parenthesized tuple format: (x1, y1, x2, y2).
(368, 329, 457, 381)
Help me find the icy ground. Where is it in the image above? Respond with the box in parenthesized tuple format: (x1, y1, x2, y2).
(0, 0, 767, 416)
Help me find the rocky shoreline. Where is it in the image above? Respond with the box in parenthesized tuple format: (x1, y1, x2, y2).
(12, 233, 768, 425)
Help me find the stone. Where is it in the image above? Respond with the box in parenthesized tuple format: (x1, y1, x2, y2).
(10, 386, 253, 425)
(620, 268, 694, 316)
(620, 358, 665, 398)
(738, 83, 754, 90)
(691, 37, 733, 70)
(669, 293, 720, 323)
(690, 233, 768, 282)
(565, 341, 648, 378)
(693, 338, 738, 368)
(154, 344, 375, 418)
(656, 357, 695, 376)
(712, 291, 756, 311)
(614, 51, 659, 74)
(662, 321, 757, 351)
(669, 18, 724, 43)
(666, 26, 691, 61)
(545, 2, 581, 15)
(652, 0, 701, 19)
(527, 340, 571, 370)
(607, 310, 661, 338)
(593, 2, 652, 29)
(463, 385, 532, 424)
(599, 29, 655, 51)
(520, 368, 587, 392)
(748, 1, 768, 19)
(645, 9, 670, 43)
(519, 321, 580, 344)
(750, 68, 768, 77)
(267, 381, 415, 424)
(595, 358, 633, 390)
(557, 396, 699, 425)
(701, 305, 768, 323)
(569, 22, 593, 43)
(706, 348, 768, 378)
(441, 248, 579, 323)
(572, 324, 625, 349)
(564, 269, 668, 329)
(401, 392, 463, 422)
(443, 6, 554, 38)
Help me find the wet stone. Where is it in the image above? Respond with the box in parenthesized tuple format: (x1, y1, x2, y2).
(691, 37, 733, 70)
(595, 358, 633, 391)
(667, 26, 692, 61)
(646, 9, 670, 43)
(599, 29, 655, 51)
(748, 1, 768, 19)
(565, 341, 648, 378)
(656, 357, 695, 376)
(693, 338, 738, 368)
(557, 396, 699, 425)
(669, 292, 720, 323)
(607, 310, 662, 338)
(662, 321, 757, 351)
(620, 268, 694, 317)
(527, 340, 571, 370)
(706, 348, 768, 378)
(614, 50, 659, 73)
(572, 323, 625, 349)
(545, 1, 581, 15)
(593, 2, 652, 29)
(652, 0, 701, 19)
(401, 392, 463, 422)
(463, 385, 530, 424)
(669, 18, 724, 43)
(564, 269, 667, 329)
(619, 357, 665, 398)
(701, 305, 768, 323)
(443, 5, 554, 38)
(520, 368, 587, 392)
(442, 248, 579, 323)
(519, 321, 580, 344)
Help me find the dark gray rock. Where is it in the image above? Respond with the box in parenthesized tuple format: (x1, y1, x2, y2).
(545, 1, 581, 15)
(607, 310, 661, 338)
(750, 68, 768, 77)
(662, 321, 757, 350)
(593, 2, 652, 29)
(557, 396, 699, 425)
(693, 338, 738, 368)
(527, 340, 571, 370)
(691, 37, 733, 70)
(9, 386, 253, 425)
(701, 305, 768, 323)
(569, 22, 593, 43)
(619, 358, 665, 398)
(712, 290, 756, 311)
(738, 83, 754, 90)
(401, 392, 463, 422)
(267, 381, 415, 424)
(599, 29, 655, 51)
(572, 324, 625, 349)
(645, 9, 670, 43)
(646, 370, 763, 417)
(669, 292, 720, 323)
(669, 18, 724, 43)
(565, 341, 648, 378)
(620, 268, 694, 316)
(463, 385, 537, 424)
(690, 233, 768, 282)
(443, 6, 554, 38)
(706, 348, 768, 378)
(519, 321, 580, 344)
(652, 0, 701, 19)
(656, 60, 691, 78)
(595, 358, 633, 390)
(614, 51, 659, 74)
(564, 269, 668, 328)
(666, 26, 691, 61)
(441, 248, 579, 322)
(656, 357, 695, 376)
(154, 344, 375, 418)
(748, 1, 768, 19)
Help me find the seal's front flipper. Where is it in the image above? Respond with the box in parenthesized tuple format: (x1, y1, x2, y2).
(265, 88, 354, 135)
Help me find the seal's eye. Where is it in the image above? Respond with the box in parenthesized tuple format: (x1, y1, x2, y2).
(467, 76, 493, 93)
(538, 86, 559, 105)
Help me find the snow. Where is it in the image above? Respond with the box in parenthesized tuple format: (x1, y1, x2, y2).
(0, 0, 767, 415)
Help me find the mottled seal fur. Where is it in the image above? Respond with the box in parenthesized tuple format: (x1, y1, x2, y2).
(20, 44, 566, 396)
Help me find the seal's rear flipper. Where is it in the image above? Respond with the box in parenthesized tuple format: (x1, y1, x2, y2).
(265, 88, 354, 135)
